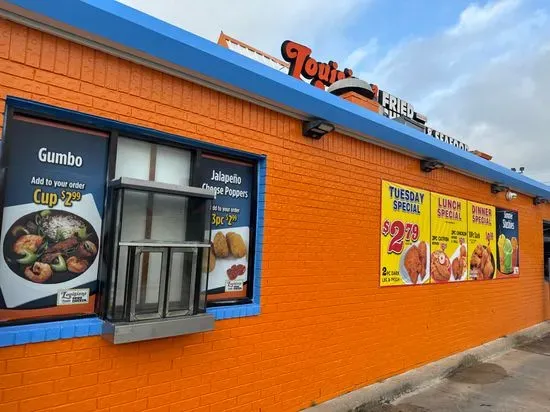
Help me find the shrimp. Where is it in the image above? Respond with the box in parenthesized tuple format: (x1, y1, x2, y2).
(24, 262, 53, 283)
(13, 235, 43, 255)
(67, 256, 89, 273)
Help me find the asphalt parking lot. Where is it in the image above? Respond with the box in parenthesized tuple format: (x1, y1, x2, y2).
(362, 334, 550, 412)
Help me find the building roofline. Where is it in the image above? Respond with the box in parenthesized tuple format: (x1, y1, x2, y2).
(0, 0, 548, 198)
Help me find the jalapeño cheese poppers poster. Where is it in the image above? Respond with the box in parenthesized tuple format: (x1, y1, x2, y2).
(467, 201, 496, 280)
(380, 181, 430, 286)
(430, 193, 468, 283)
(496, 208, 519, 278)
(195, 154, 254, 302)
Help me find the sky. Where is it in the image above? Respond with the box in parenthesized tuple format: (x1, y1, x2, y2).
(117, 0, 550, 183)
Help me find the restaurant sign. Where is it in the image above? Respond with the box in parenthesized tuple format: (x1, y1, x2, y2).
(280, 40, 470, 151)
(281, 40, 353, 89)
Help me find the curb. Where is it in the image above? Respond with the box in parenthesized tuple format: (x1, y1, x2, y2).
(304, 321, 550, 412)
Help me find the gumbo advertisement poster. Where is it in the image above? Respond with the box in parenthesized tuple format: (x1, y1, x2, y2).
(467, 201, 496, 281)
(195, 154, 254, 301)
(430, 193, 468, 283)
(496, 208, 519, 278)
(0, 116, 108, 322)
(380, 181, 430, 286)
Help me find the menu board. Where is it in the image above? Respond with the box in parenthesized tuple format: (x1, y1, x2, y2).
(430, 193, 468, 283)
(380, 181, 430, 286)
(467, 201, 496, 280)
(195, 154, 254, 301)
(0, 116, 108, 322)
(496, 208, 519, 278)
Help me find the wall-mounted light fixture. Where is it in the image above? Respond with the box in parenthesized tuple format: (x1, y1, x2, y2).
(302, 119, 335, 139)
(491, 183, 507, 194)
(534, 196, 548, 205)
(505, 190, 517, 201)
(420, 159, 444, 173)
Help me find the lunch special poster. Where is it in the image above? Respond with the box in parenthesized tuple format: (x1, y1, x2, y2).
(467, 201, 497, 281)
(194, 153, 254, 301)
(429, 193, 468, 283)
(495, 208, 519, 278)
(0, 116, 107, 321)
(380, 181, 430, 287)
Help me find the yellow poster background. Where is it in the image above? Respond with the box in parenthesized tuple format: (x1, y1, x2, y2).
(430, 193, 468, 283)
(380, 181, 431, 286)
(467, 201, 497, 280)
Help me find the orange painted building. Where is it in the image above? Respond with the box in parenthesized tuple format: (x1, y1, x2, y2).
(0, 2, 549, 412)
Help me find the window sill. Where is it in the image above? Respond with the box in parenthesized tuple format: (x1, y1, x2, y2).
(207, 302, 260, 320)
(0, 303, 261, 348)
(102, 313, 215, 344)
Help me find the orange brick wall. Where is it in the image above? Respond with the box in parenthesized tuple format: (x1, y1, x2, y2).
(0, 18, 549, 412)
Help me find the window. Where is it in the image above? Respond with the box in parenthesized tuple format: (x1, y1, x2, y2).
(0, 98, 264, 346)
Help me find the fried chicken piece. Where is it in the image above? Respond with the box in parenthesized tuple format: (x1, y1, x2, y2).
(452, 256, 466, 280)
(460, 245, 467, 257)
(404, 245, 422, 284)
(212, 232, 229, 258)
(226, 232, 247, 258)
(431, 250, 451, 282)
(418, 241, 427, 277)
(482, 259, 494, 279)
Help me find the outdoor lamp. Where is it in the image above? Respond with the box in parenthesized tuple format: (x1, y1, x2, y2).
(302, 119, 335, 139)
(420, 159, 444, 173)
(491, 184, 507, 194)
(534, 196, 547, 205)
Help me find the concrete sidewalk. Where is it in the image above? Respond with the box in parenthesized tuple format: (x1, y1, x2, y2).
(366, 334, 550, 412)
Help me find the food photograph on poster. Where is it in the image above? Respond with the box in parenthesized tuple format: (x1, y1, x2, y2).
(380, 181, 430, 286)
(496, 208, 520, 278)
(430, 193, 468, 283)
(467, 201, 497, 281)
(195, 154, 255, 302)
(0, 115, 108, 321)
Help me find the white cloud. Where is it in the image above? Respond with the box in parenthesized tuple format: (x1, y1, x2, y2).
(343, 39, 378, 69)
(355, 0, 550, 179)
(446, 0, 521, 36)
(116, 0, 368, 60)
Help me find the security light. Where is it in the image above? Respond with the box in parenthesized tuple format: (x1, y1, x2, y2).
(491, 184, 507, 194)
(420, 159, 444, 173)
(302, 119, 335, 139)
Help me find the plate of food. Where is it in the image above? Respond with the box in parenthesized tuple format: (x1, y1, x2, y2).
(3, 210, 99, 284)
(470, 244, 495, 280)
(205, 226, 249, 291)
(399, 240, 430, 285)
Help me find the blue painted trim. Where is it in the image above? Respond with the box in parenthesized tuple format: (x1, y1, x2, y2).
(0, 317, 103, 347)
(207, 157, 266, 320)
(6, 96, 265, 162)
(3, 0, 549, 198)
